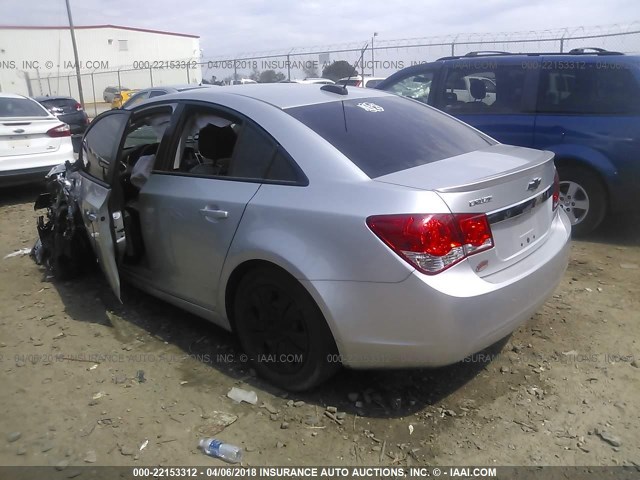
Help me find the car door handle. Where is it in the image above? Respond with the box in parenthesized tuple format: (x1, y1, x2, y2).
(85, 210, 97, 222)
(199, 206, 229, 221)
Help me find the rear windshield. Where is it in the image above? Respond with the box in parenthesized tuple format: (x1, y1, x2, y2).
(40, 99, 77, 110)
(0, 97, 49, 117)
(286, 95, 494, 178)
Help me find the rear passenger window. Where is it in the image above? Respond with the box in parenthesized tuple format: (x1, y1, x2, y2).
(536, 64, 640, 114)
(439, 64, 526, 114)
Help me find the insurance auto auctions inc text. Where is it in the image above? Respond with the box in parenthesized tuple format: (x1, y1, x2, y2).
(194, 466, 497, 478)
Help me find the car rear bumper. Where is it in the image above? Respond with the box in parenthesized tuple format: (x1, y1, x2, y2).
(0, 141, 74, 187)
(305, 210, 571, 368)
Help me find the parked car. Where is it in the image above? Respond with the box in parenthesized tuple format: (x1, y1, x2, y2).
(111, 89, 138, 109)
(296, 78, 335, 85)
(0, 93, 73, 187)
(377, 48, 640, 235)
(34, 96, 90, 135)
(231, 78, 258, 85)
(121, 85, 209, 109)
(103, 86, 130, 103)
(338, 75, 386, 88)
(33, 84, 570, 390)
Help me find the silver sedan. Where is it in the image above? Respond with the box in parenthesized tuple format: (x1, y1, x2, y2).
(33, 84, 571, 391)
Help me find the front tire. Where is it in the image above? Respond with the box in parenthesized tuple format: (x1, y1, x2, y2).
(557, 166, 607, 236)
(233, 267, 339, 391)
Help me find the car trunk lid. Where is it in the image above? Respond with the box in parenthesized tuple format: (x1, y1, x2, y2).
(0, 117, 63, 157)
(374, 144, 558, 276)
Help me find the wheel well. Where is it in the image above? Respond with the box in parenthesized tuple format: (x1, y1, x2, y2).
(224, 260, 298, 332)
(553, 157, 610, 208)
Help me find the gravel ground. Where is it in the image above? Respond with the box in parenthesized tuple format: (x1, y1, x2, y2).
(0, 184, 639, 469)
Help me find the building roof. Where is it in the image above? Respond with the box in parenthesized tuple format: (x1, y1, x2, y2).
(0, 24, 199, 38)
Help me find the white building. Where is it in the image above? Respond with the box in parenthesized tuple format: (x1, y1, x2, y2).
(0, 25, 202, 102)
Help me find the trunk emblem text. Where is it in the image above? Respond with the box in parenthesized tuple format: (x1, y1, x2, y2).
(469, 196, 492, 207)
(527, 177, 542, 191)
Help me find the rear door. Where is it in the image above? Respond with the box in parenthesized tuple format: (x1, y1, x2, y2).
(434, 59, 538, 147)
(77, 110, 131, 300)
(533, 58, 640, 209)
(138, 103, 291, 310)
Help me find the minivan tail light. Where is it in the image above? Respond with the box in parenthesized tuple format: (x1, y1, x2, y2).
(552, 170, 560, 211)
(366, 213, 494, 274)
(46, 124, 71, 137)
(74, 102, 83, 111)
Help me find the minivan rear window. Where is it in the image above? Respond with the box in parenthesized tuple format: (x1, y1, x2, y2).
(286, 95, 494, 178)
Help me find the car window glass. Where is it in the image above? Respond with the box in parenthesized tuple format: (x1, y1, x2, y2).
(439, 64, 525, 114)
(228, 123, 276, 179)
(384, 70, 434, 104)
(0, 97, 49, 117)
(168, 108, 301, 183)
(82, 113, 129, 182)
(536, 63, 640, 114)
(287, 95, 494, 178)
(125, 91, 150, 107)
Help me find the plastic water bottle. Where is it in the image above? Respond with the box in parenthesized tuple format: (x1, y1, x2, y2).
(199, 438, 243, 463)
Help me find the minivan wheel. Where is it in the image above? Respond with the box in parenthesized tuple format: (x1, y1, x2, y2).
(233, 267, 340, 391)
(557, 166, 607, 236)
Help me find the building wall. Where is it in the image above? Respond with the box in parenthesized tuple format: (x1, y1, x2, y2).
(0, 26, 202, 102)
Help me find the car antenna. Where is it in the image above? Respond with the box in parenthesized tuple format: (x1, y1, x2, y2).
(320, 42, 368, 96)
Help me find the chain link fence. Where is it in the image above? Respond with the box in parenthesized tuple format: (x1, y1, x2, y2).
(23, 22, 640, 114)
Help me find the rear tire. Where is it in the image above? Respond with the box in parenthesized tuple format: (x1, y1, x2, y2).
(233, 267, 339, 391)
(557, 166, 607, 236)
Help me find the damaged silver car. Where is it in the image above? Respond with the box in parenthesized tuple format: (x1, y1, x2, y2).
(33, 84, 570, 391)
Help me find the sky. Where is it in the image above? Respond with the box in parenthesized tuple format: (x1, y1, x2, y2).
(1, 0, 638, 58)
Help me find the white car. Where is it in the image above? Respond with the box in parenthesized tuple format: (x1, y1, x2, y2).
(0, 93, 74, 186)
(296, 78, 335, 85)
(337, 76, 387, 88)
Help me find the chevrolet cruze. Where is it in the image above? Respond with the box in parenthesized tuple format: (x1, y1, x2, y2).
(33, 84, 571, 390)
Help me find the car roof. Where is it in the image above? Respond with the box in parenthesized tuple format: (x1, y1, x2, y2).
(0, 92, 28, 99)
(34, 95, 76, 101)
(155, 83, 395, 109)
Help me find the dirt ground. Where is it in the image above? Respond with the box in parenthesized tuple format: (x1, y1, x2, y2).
(0, 184, 639, 469)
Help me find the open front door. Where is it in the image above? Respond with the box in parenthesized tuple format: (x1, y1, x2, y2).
(76, 109, 132, 301)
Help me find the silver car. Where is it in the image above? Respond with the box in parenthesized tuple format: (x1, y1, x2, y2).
(33, 84, 571, 391)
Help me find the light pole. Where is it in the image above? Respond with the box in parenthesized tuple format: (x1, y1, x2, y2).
(65, 0, 85, 107)
(371, 32, 378, 76)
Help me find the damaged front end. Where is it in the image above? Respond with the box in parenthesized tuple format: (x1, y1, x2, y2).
(32, 161, 95, 279)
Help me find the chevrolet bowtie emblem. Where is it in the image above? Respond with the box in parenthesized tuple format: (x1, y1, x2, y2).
(527, 177, 542, 191)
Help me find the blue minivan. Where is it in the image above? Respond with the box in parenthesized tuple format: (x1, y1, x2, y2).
(376, 49, 640, 235)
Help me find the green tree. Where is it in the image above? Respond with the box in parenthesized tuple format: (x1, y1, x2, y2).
(249, 67, 261, 82)
(259, 70, 286, 83)
(322, 60, 357, 81)
(302, 61, 319, 79)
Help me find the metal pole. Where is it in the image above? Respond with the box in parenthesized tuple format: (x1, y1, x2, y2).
(287, 54, 291, 81)
(46, 76, 52, 95)
(372, 32, 378, 76)
(117, 69, 121, 90)
(149, 67, 153, 86)
(451, 42, 455, 56)
(234, 60, 237, 83)
(559, 38, 564, 53)
(65, 0, 85, 107)
(91, 73, 97, 117)
(186, 64, 190, 84)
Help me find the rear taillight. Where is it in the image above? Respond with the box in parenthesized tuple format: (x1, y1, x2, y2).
(46, 124, 71, 137)
(366, 213, 494, 275)
(75, 102, 83, 111)
(552, 170, 560, 211)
